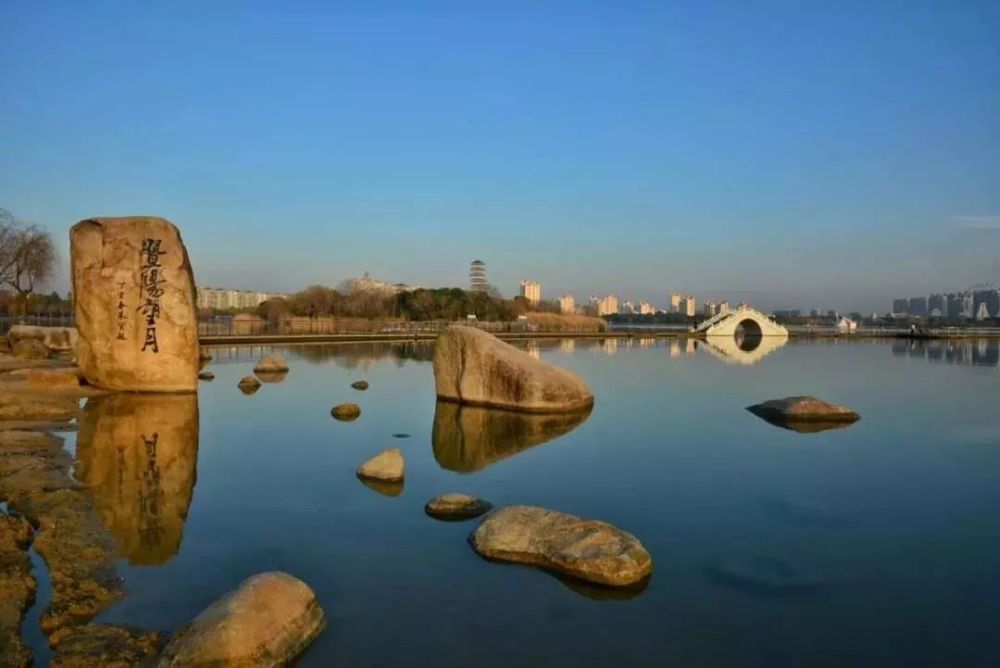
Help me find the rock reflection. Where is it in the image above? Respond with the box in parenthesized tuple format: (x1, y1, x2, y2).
(556, 573, 649, 602)
(75, 393, 199, 565)
(432, 402, 591, 473)
(254, 370, 288, 384)
(358, 478, 404, 497)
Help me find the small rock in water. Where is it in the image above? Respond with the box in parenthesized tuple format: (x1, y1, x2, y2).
(198, 371, 215, 381)
(425, 493, 492, 521)
(357, 448, 404, 482)
(392, 433, 411, 439)
(469, 505, 652, 587)
(747, 396, 859, 432)
(331, 403, 361, 421)
(237, 376, 261, 394)
(254, 355, 289, 375)
(351, 380, 369, 390)
(156, 571, 326, 667)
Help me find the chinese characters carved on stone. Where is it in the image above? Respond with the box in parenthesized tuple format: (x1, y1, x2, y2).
(139, 238, 166, 353)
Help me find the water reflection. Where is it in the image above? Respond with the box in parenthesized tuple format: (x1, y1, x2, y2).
(890, 338, 999, 367)
(702, 335, 788, 365)
(432, 402, 592, 473)
(75, 393, 199, 565)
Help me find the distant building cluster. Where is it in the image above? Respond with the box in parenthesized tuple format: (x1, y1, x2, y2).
(703, 300, 730, 317)
(196, 287, 286, 311)
(670, 293, 697, 317)
(590, 295, 619, 316)
(892, 287, 1000, 320)
(557, 294, 575, 314)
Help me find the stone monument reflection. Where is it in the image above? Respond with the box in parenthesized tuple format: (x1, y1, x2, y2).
(432, 401, 591, 473)
(75, 393, 199, 565)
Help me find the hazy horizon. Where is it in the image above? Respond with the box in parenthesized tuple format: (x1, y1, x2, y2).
(2, 2, 998, 313)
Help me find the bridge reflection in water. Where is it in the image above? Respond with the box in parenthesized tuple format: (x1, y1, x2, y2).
(700, 334, 789, 365)
(75, 393, 199, 566)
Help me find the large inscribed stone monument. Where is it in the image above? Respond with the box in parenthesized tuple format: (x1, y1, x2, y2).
(71, 217, 199, 391)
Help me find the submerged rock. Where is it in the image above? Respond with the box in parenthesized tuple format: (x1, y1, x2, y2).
(433, 326, 593, 413)
(198, 370, 215, 381)
(747, 396, 860, 432)
(331, 403, 361, 421)
(707, 555, 826, 595)
(351, 379, 369, 391)
(71, 216, 200, 392)
(432, 401, 591, 473)
(238, 376, 261, 394)
(357, 448, 404, 482)
(156, 572, 326, 667)
(469, 506, 652, 587)
(425, 493, 492, 521)
(254, 355, 289, 375)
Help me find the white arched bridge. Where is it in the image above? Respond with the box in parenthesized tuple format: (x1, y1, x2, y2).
(695, 305, 788, 338)
(692, 305, 788, 363)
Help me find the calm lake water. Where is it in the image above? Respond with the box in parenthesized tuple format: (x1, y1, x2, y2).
(60, 337, 1000, 667)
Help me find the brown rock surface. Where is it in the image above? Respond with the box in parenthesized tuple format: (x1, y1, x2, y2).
(49, 624, 166, 668)
(71, 217, 199, 392)
(156, 572, 326, 667)
(238, 376, 261, 394)
(0, 430, 123, 643)
(432, 401, 591, 472)
(469, 506, 653, 587)
(433, 326, 593, 413)
(26, 368, 82, 390)
(75, 393, 199, 565)
(0, 391, 80, 424)
(0, 513, 35, 668)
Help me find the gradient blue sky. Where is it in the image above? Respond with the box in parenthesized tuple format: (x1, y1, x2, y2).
(2, 1, 998, 312)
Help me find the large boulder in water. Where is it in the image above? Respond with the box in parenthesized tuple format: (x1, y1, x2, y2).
(156, 572, 325, 667)
(71, 217, 199, 392)
(469, 506, 652, 587)
(433, 326, 593, 413)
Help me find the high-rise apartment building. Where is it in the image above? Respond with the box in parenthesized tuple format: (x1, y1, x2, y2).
(639, 301, 655, 315)
(669, 293, 682, 313)
(620, 300, 635, 314)
(557, 294, 575, 314)
(908, 297, 928, 317)
(679, 295, 697, 317)
(519, 280, 541, 304)
(590, 295, 619, 316)
(891, 299, 909, 315)
(928, 294, 947, 317)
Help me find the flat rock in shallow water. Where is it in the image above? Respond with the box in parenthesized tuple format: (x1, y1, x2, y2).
(0, 514, 35, 668)
(357, 448, 404, 482)
(351, 380, 369, 390)
(469, 506, 652, 587)
(26, 368, 82, 389)
(331, 403, 361, 421)
(747, 396, 859, 430)
(50, 624, 165, 666)
(425, 493, 492, 520)
(198, 371, 215, 381)
(433, 326, 593, 413)
(156, 572, 325, 668)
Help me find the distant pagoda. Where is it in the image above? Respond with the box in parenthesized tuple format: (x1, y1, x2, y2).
(469, 259, 487, 293)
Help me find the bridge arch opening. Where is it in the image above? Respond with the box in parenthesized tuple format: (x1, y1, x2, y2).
(734, 318, 763, 352)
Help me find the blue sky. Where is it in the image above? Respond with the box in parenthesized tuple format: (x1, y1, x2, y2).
(1, 0, 998, 312)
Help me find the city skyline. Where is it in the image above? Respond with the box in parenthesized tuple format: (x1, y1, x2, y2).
(2, 2, 998, 313)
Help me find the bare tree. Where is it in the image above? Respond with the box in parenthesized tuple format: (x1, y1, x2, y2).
(0, 208, 56, 314)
